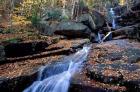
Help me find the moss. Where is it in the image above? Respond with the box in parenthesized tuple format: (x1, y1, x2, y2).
(2, 38, 23, 44)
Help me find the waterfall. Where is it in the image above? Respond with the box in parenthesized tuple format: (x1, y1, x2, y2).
(109, 8, 116, 29)
(23, 45, 91, 92)
(62, 0, 67, 16)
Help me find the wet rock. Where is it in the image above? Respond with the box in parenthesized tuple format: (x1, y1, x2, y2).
(4, 39, 90, 63)
(123, 79, 140, 92)
(0, 38, 91, 92)
(87, 39, 140, 91)
(38, 61, 73, 80)
(71, 70, 127, 92)
(69, 83, 106, 92)
(87, 64, 123, 84)
(0, 45, 5, 62)
(0, 55, 62, 92)
(54, 21, 92, 38)
(112, 23, 140, 41)
(87, 63, 140, 84)
(4, 41, 49, 58)
(70, 39, 90, 49)
(0, 69, 38, 92)
(97, 52, 123, 63)
(47, 39, 90, 51)
(97, 48, 140, 63)
(123, 48, 140, 63)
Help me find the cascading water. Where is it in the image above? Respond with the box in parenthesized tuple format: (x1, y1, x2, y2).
(109, 8, 116, 29)
(23, 45, 91, 92)
(62, 0, 67, 16)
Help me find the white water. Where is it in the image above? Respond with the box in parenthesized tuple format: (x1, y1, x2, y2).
(109, 8, 116, 29)
(23, 46, 91, 92)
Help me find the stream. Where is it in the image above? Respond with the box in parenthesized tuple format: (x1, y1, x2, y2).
(23, 45, 91, 92)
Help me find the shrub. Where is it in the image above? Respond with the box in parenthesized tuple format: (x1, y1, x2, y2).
(31, 15, 40, 26)
(60, 15, 69, 21)
(31, 11, 40, 27)
(2, 29, 15, 34)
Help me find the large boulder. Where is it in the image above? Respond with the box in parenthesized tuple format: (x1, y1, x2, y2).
(77, 11, 105, 33)
(77, 13, 96, 32)
(36, 21, 58, 36)
(91, 10, 106, 29)
(54, 21, 92, 38)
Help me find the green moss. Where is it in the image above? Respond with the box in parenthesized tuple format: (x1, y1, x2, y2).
(1, 38, 23, 44)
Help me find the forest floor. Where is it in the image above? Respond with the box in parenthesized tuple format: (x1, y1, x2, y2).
(0, 15, 47, 42)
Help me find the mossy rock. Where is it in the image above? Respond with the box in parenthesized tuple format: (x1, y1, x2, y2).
(2, 38, 23, 44)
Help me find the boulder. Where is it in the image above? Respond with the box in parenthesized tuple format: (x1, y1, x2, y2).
(77, 13, 96, 31)
(112, 23, 140, 41)
(77, 11, 105, 31)
(37, 21, 57, 36)
(54, 21, 92, 38)
(91, 11, 106, 29)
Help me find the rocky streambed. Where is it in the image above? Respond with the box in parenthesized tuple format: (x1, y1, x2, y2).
(0, 38, 140, 92)
(0, 38, 90, 92)
(71, 39, 140, 92)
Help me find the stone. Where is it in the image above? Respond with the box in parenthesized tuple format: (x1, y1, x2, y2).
(77, 13, 96, 31)
(87, 63, 139, 84)
(77, 11, 105, 32)
(91, 10, 106, 29)
(37, 21, 57, 36)
(86, 39, 140, 91)
(112, 23, 140, 41)
(4, 41, 49, 58)
(0, 69, 38, 92)
(70, 39, 90, 49)
(55, 21, 92, 38)
(69, 83, 106, 92)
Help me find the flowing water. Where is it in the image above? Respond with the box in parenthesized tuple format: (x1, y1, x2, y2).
(23, 45, 91, 92)
(109, 8, 116, 29)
